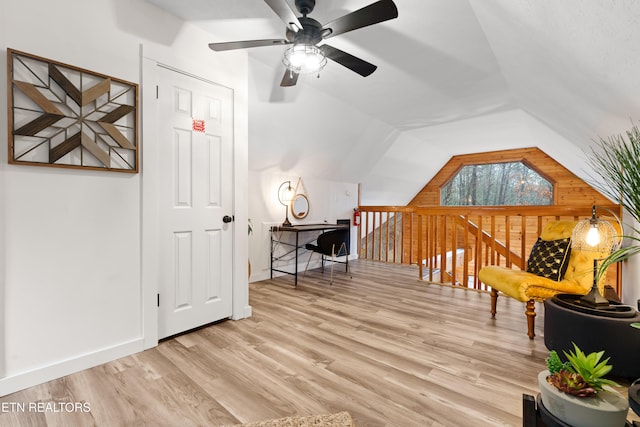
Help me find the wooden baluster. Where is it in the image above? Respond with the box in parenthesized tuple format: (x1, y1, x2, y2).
(505, 215, 511, 267)
(392, 212, 397, 264)
(417, 213, 423, 279)
(475, 215, 483, 289)
(462, 214, 470, 288)
(451, 216, 457, 286)
(385, 211, 390, 263)
(364, 211, 369, 260)
(521, 216, 527, 271)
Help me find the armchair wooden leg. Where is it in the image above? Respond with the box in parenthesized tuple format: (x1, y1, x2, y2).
(490, 288, 498, 318)
(525, 299, 536, 339)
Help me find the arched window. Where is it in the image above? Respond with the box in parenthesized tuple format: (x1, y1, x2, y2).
(440, 161, 553, 206)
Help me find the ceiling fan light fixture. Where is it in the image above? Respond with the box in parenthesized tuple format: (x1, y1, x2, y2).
(283, 44, 327, 74)
(288, 22, 301, 32)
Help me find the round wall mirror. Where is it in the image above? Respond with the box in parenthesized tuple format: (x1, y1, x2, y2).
(291, 194, 310, 219)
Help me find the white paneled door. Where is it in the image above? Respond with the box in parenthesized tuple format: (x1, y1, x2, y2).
(157, 66, 234, 339)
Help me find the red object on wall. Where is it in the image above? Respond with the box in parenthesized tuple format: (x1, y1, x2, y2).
(353, 209, 361, 226)
(192, 119, 205, 133)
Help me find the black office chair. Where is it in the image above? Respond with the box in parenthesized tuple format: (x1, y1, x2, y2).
(304, 228, 352, 284)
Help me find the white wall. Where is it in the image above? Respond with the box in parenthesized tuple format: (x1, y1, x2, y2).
(246, 58, 365, 283)
(0, 0, 7, 381)
(623, 216, 640, 308)
(0, 0, 248, 395)
(248, 171, 358, 283)
(247, 57, 399, 186)
(625, 261, 640, 308)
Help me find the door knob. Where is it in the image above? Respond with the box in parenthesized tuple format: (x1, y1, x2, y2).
(223, 215, 234, 223)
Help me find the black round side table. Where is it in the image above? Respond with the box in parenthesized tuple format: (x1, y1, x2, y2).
(544, 295, 640, 379)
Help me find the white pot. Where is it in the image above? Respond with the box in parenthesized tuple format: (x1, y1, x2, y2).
(538, 370, 628, 427)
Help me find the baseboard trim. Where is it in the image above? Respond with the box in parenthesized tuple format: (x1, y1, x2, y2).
(232, 305, 252, 320)
(0, 338, 144, 397)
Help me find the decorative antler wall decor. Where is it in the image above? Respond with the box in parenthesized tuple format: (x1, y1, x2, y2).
(7, 49, 139, 172)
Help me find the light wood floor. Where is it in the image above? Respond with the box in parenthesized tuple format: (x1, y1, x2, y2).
(1, 260, 636, 426)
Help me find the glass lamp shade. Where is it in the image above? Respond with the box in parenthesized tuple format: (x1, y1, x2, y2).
(280, 183, 294, 205)
(283, 44, 327, 74)
(571, 215, 619, 253)
(277, 181, 295, 227)
(570, 207, 623, 307)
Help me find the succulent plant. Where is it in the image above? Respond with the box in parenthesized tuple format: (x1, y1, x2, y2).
(545, 343, 619, 397)
(563, 343, 619, 392)
(547, 370, 596, 397)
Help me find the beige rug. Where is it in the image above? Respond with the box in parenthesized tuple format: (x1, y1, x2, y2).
(233, 411, 354, 427)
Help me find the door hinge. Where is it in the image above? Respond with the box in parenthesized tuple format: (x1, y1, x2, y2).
(157, 293, 160, 307)
(156, 85, 159, 99)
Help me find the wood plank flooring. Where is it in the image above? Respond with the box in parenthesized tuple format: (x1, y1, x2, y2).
(0, 260, 636, 426)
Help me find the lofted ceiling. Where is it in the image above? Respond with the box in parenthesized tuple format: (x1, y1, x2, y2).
(145, 0, 640, 203)
(146, 0, 516, 128)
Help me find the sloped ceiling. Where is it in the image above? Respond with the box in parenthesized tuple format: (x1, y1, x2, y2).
(146, 0, 515, 126)
(145, 0, 640, 203)
(470, 0, 640, 151)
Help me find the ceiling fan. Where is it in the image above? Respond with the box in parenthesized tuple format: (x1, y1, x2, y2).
(208, 0, 398, 87)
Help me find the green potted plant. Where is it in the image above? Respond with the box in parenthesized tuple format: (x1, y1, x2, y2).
(539, 343, 628, 426)
(586, 124, 640, 282)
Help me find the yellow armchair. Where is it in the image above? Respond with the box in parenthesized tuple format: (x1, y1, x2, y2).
(478, 220, 609, 339)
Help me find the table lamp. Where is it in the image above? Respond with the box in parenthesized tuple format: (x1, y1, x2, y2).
(571, 205, 622, 307)
(278, 181, 295, 227)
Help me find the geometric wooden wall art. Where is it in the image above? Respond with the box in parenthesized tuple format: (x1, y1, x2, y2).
(7, 48, 139, 172)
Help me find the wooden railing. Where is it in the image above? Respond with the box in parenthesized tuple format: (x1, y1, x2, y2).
(357, 206, 413, 264)
(357, 205, 622, 294)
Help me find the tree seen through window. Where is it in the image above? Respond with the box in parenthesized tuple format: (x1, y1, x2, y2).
(440, 161, 553, 206)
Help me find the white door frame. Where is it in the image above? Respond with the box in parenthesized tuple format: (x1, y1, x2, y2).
(141, 50, 251, 350)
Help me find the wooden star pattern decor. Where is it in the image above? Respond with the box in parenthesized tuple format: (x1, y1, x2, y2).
(7, 49, 139, 172)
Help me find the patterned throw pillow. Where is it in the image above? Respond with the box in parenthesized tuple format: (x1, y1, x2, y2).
(526, 237, 572, 281)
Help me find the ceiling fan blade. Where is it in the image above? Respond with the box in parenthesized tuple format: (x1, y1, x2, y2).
(208, 39, 291, 52)
(320, 45, 377, 77)
(280, 69, 299, 87)
(264, 0, 303, 32)
(322, 0, 398, 39)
